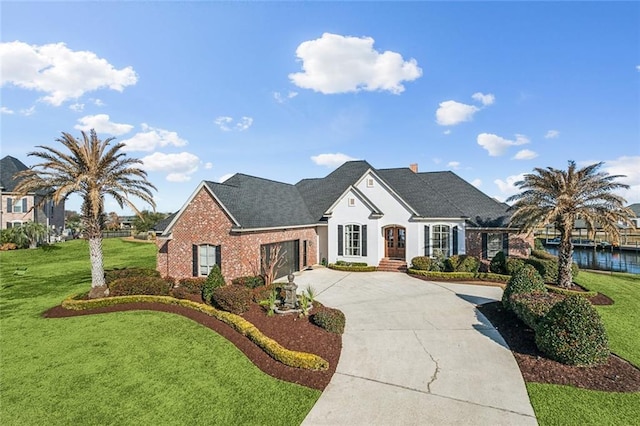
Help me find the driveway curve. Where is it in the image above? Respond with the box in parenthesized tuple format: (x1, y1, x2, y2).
(294, 269, 537, 425)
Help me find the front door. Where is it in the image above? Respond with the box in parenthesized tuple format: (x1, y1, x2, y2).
(385, 226, 406, 259)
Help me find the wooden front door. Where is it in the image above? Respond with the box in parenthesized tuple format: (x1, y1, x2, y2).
(385, 226, 406, 259)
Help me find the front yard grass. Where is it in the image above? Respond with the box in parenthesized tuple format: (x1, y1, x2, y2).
(526, 271, 640, 425)
(0, 239, 319, 425)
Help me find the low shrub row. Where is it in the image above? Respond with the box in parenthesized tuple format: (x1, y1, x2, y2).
(211, 285, 252, 314)
(109, 276, 171, 297)
(335, 260, 368, 267)
(407, 268, 510, 283)
(311, 307, 346, 334)
(231, 275, 265, 288)
(105, 267, 161, 284)
(328, 263, 377, 272)
(177, 277, 206, 294)
(61, 294, 329, 371)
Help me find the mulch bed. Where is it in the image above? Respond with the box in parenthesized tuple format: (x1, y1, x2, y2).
(478, 302, 640, 392)
(43, 299, 341, 391)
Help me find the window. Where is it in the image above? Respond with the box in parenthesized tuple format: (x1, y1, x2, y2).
(9, 197, 27, 213)
(6, 221, 23, 229)
(486, 233, 503, 260)
(366, 178, 374, 187)
(198, 244, 219, 276)
(432, 225, 450, 257)
(348, 198, 356, 207)
(344, 224, 361, 256)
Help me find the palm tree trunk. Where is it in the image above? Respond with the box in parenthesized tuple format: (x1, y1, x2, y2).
(557, 226, 574, 289)
(87, 237, 108, 298)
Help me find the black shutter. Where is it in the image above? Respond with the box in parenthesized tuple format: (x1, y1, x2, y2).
(362, 225, 368, 257)
(192, 245, 198, 276)
(452, 226, 458, 255)
(502, 233, 509, 256)
(338, 225, 343, 256)
(481, 233, 488, 260)
(22, 198, 27, 212)
(216, 245, 222, 267)
(294, 240, 300, 272)
(7, 198, 12, 213)
(6, 222, 12, 229)
(424, 226, 430, 256)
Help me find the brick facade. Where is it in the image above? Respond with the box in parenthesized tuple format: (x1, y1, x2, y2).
(465, 229, 533, 259)
(156, 187, 318, 283)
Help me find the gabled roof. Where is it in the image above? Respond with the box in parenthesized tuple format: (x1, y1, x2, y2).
(0, 155, 29, 192)
(628, 203, 640, 217)
(153, 212, 177, 233)
(295, 160, 374, 221)
(204, 174, 317, 229)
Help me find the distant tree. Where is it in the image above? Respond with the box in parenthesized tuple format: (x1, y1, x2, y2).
(14, 129, 156, 298)
(22, 221, 48, 248)
(106, 212, 121, 231)
(507, 161, 635, 288)
(132, 210, 168, 233)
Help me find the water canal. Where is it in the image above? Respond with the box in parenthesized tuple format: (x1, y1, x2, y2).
(544, 246, 640, 274)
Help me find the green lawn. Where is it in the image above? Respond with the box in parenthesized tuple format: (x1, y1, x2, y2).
(526, 270, 640, 425)
(0, 239, 319, 425)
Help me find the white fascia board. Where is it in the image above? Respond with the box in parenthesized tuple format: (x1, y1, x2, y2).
(230, 223, 319, 233)
(324, 184, 383, 216)
(410, 216, 469, 222)
(161, 181, 240, 236)
(355, 168, 419, 216)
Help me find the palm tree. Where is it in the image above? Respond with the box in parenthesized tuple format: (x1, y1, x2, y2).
(14, 129, 156, 298)
(507, 161, 635, 288)
(22, 221, 49, 249)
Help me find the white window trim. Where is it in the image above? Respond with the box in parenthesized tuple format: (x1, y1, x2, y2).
(366, 178, 374, 187)
(12, 197, 25, 213)
(344, 224, 362, 257)
(198, 244, 217, 276)
(348, 197, 356, 207)
(432, 224, 451, 257)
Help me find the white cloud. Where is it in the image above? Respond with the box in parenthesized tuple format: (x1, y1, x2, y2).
(494, 173, 526, 201)
(121, 123, 188, 152)
(602, 156, 640, 205)
(1, 106, 14, 114)
(141, 151, 200, 182)
(214, 116, 253, 131)
(93, 98, 105, 106)
(477, 133, 529, 156)
(289, 32, 422, 95)
(204, 162, 213, 170)
(471, 92, 495, 106)
(513, 149, 538, 160)
(69, 103, 84, 112)
(0, 41, 137, 106)
(74, 114, 133, 136)
(545, 130, 560, 139)
(273, 91, 298, 103)
(436, 100, 479, 126)
(311, 153, 358, 168)
(471, 178, 482, 188)
(636, 65, 640, 72)
(447, 161, 461, 170)
(20, 106, 36, 116)
(218, 173, 234, 183)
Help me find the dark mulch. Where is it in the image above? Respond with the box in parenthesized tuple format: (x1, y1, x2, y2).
(44, 299, 341, 391)
(478, 302, 640, 392)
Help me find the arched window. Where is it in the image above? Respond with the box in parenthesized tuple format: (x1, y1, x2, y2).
(432, 225, 450, 257)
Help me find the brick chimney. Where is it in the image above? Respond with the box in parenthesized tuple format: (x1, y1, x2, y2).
(409, 163, 418, 173)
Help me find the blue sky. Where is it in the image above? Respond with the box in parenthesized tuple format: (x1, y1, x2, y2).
(2, 1, 639, 214)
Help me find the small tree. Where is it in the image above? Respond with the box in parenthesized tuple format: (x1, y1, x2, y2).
(261, 243, 287, 286)
(105, 212, 121, 231)
(22, 221, 48, 248)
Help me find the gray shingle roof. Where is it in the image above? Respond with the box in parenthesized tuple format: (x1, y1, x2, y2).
(205, 174, 317, 229)
(153, 212, 177, 233)
(0, 155, 29, 192)
(628, 203, 640, 217)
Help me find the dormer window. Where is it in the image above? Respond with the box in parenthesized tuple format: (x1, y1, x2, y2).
(348, 198, 356, 207)
(366, 178, 374, 187)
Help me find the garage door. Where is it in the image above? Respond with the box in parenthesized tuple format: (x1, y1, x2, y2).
(261, 240, 300, 281)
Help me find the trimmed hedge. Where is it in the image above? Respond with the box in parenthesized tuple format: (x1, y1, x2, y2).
(109, 276, 171, 296)
(211, 285, 253, 314)
(61, 294, 329, 371)
(231, 275, 265, 289)
(328, 264, 377, 272)
(335, 260, 368, 267)
(178, 277, 206, 294)
(501, 264, 546, 310)
(489, 251, 507, 275)
(311, 307, 346, 334)
(505, 257, 526, 275)
(546, 285, 597, 299)
(445, 255, 480, 273)
(407, 269, 510, 283)
(410, 256, 432, 271)
(105, 267, 160, 284)
(535, 295, 609, 366)
(526, 251, 580, 283)
(509, 292, 564, 330)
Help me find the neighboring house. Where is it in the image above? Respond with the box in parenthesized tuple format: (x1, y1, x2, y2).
(0, 155, 65, 231)
(155, 161, 531, 282)
(628, 204, 640, 229)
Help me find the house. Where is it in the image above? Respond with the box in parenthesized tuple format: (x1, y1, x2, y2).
(0, 155, 65, 231)
(628, 204, 640, 229)
(155, 161, 531, 282)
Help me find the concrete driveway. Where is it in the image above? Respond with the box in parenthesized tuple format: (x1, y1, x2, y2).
(292, 268, 537, 426)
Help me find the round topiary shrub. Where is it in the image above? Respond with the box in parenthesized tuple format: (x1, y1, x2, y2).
(211, 285, 253, 314)
(489, 251, 507, 275)
(502, 264, 546, 310)
(311, 307, 346, 334)
(506, 257, 526, 276)
(178, 277, 207, 295)
(202, 265, 225, 304)
(109, 276, 171, 296)
(535, 295, 609, 366)
(449, 255, 480, 272)
(411, 256, 432, 271)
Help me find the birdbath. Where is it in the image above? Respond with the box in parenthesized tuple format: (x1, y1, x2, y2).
(282, 273, 298, 309)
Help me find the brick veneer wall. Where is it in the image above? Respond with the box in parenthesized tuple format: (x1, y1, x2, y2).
(465, 229, 533, 259)
(156, 187, 318, 283)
